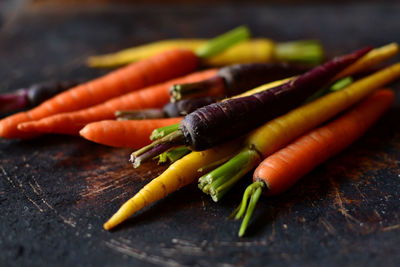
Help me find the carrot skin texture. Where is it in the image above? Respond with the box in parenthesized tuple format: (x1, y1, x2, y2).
(180, 47, 372, 151)
(80, 118, 182, 148)
(103, 140, 242, 230)
(17, 69, 216, 135)
(254, 89, 394, 196)
(0, 49, 199, 139)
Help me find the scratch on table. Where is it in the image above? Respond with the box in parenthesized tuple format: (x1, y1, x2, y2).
(320, 218, 336, 235)
(172, 238, 268, 247)
(2, 167, 45, 213)
(353, 184, 368, 203)
(40, 197, 77, 228)
(105, 239, 182, 267)
(268, 219, 276, 242)
(3, 166, 77, 227)
(330, 178, 360, 226)
(382, 224, 400, 232)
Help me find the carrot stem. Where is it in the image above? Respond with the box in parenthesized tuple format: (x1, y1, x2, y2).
(157, 146, 191, 164)
(170, 76, 226, 102)
(115, 109, 165, 120)
(274, 40, 324, 64)
(195, 26, 251, 59)
(150, 123, 180, 140)
(199, 148, 261, 201)
(237, 182, 263, 237)
(330, 76, 353, 91)
(131, 130, 184, 167)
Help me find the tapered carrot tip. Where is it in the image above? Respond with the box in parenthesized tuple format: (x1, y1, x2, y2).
(0, 112, 37, 139)
(103, 205, 133, 231)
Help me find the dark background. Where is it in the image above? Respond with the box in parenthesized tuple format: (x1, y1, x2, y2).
(1, 1, 399, 266)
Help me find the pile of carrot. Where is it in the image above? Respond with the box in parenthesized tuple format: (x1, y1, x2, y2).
(102, 43, 400, 233)
(1, 24, 398, 239)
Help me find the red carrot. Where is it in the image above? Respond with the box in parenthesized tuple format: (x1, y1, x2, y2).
(17, 69, 216, 135)
(0, 49, 199, 139)
(233, 89, 394, 236)
(80, 118, 182, 148)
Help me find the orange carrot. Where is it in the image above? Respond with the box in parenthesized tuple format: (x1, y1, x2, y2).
(234, 89, 394, 236)
(0, 49, 199, 139)
(254, 89, 394, 196)
(80, 118, 182, 148)
(17, 69, 216, 135)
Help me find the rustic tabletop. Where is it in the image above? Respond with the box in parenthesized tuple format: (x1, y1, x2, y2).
(1, 1, 399, 266)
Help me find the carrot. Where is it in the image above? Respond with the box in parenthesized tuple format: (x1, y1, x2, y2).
(103, 140, 242, 230)
(199, 62, 400, 202)
(0, 49, 199, 139)
(17, 69, 216, 135)
(170, 62, 310, 102)
(87, 39, 206, 68)
(105, 49, 400, 230)
(89, 39, 323, 69)
(0, 80, 79, 114)
(131, 47, 371, 165)
(233, 89, 394, 237)
(9, 26, 250, 139)
(80, 118, 182, 148)
(115, 96, 220, 120)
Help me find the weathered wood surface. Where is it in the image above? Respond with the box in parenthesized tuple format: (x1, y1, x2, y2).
(0, 2, 399, 266)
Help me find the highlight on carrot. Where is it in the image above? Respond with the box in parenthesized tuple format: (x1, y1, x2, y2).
(0, 80, 79, 115)
(233, 89, 394, 237)
(170, 62, 311, 102)
(88, 38, 324, 69)
(17, 69, 216, 135)
(1, 26, 249, 139)
(198, 62, 400, 202)
(130, 47, 372, 166)
(79, 118, 182, 148)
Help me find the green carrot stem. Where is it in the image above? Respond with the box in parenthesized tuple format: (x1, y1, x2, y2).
(150, 123, 180, 140)
(169, 76, 225, 102)
(199, 148, 261, 201)
(305, 76, 354, 103)
(195, 26, 251, 59)
(330, 76, 354, 91)
(274, 40, 324, 64)
(238, 182, 264, 237)
(156, 147, 191, 164)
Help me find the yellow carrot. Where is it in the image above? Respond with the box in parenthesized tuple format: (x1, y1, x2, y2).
(238, 42, 399, 98)
(89, 38, 324, 68)
(203, 39, 275, 66)
(88, 39, 206, 68)
(103, 140, 242, 230)
(332, 42, 399, 81)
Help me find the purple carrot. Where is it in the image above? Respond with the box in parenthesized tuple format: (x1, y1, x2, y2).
(116, 96, 221, 120)
(170, 62, 312, 101)
(131, 47, 372, 165)
(0, 80, 79, 114)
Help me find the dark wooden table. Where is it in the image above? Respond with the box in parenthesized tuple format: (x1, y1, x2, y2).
(1, 2, 400, 266)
